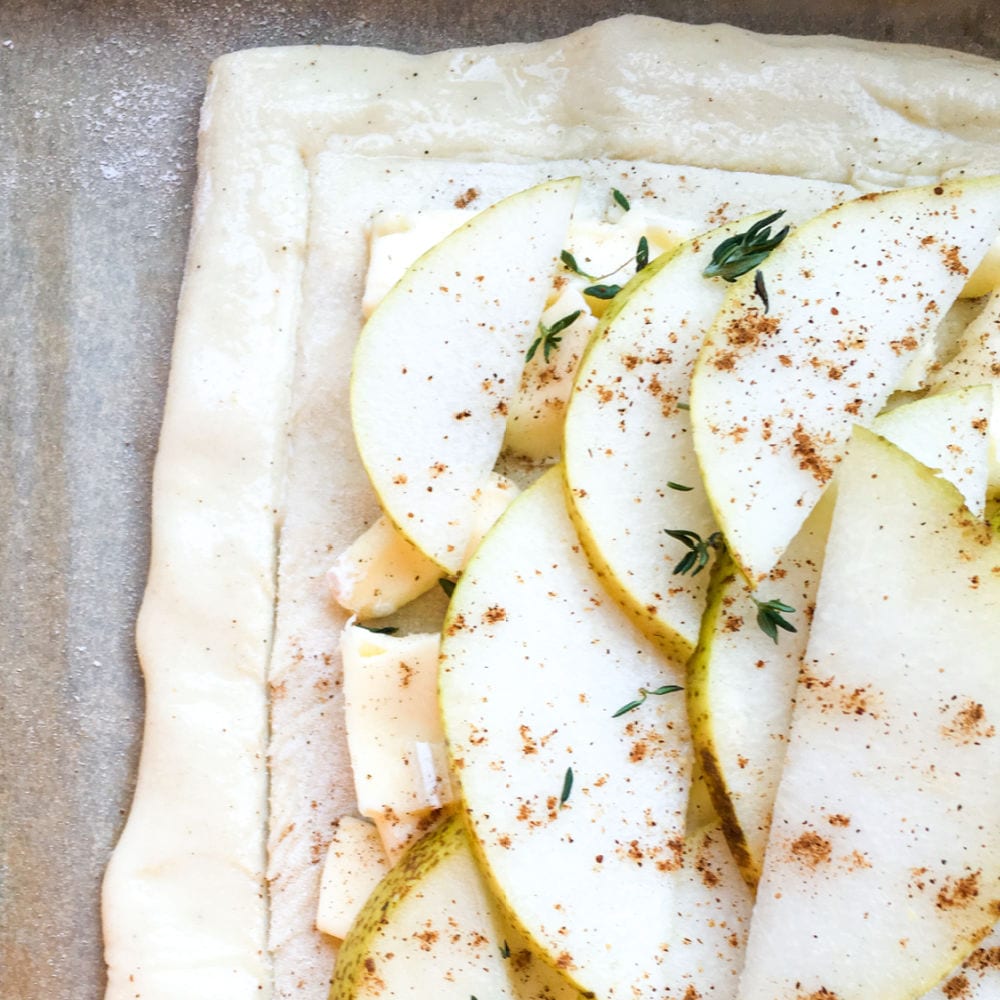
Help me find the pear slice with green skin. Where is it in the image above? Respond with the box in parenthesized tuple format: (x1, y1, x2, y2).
(562, 216, 762, 663)
(873, 385, 993, 518)
(690, 176, 1000, 585)
(922, 925, 1000, 1000)
(329, 813, 584, 1000)
(351, 177, 579, 575)
(738, 427, 1000, 1000)
(686, 489, 834, 888)
(441, 466, 754, 999)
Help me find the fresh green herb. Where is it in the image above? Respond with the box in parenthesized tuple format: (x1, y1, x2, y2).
(583, 282, 622, 300)
(526, 310, 583, 364)
(500, 940, 511, 959)
(353, 622, 398, 635)
(676, 401, 690, 411)
(560, 767, 574, 806)
(613, 187, 631, 211)
(560, 249, 594, 279)
(664, 528, 723, 577)
(635, 235, 649, 272)
(752, 596, 797, 643)
(612, 684, 684, 718)
(667, 481, 693, 492)
(439, 578, 456, 598)
(753, 269, 770, 312)
(703, 210, 789, 282)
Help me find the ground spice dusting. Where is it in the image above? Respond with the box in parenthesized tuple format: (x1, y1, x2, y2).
(723, 310, 780, 349)
(937, 871, 982, 910)
(789, 831, 832, 868)
(791, 424, 835, 484)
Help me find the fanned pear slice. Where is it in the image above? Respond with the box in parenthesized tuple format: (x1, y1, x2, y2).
(686, 489, 833, 887)
(873, 385, 993, 517)
(351, 177, 579, 574)
(922, 925, 1000, 999)
(563, 215, 769, 661)
(329, 814, 583, 1000)
(691, 176, 1000, 583)
(441, 467, 705, 999)
(738, 428, 1000, 1000)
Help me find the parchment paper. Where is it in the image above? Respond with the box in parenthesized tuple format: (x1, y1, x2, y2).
(3, 3, 999, 999)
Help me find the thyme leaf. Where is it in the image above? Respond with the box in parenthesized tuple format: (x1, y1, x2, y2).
(753, 269, 770, 313)
(526, 310, 583, 364)
(667, 481, 693, 492)
(703, 210, 789, 282)
(636, 235, 649, 272)
(664, 528, 724, 577)
(353, 622, 398, 635)
(612, 684, 684, 718)
(752, 596, 797, 643)
(560, 767, 574, 806)
(583, 282, 623, 300)
(500, 941, 511, 959)
(560, 249, 595, 280)
(613, 187, 631, 211)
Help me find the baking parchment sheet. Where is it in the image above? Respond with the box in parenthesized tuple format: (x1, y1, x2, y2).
(2, 2, 999, 998)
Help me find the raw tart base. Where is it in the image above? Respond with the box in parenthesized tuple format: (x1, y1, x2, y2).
(101, 14, 1000, 1000)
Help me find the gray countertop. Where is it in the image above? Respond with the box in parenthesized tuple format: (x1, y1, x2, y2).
(3, 3, 998, 998)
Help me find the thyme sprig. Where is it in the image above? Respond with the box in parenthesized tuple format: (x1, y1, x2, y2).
(612, 684, 684, 718)
(664, 528, 724, 576)
(526, 309, 583, 363)
(562, 236, 652, 300)
(703, 210, 789, 282)
(752, 596, 798, 643)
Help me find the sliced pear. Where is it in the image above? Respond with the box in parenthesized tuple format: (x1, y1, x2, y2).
(341, 626, 453, 860)
(922, 925, 1000, 999)
(351, 177, 579, 574)
(440, 466, 709, 998)
(328, 473, 519, 619)
(927, 287, 1000, 491)
(329, 814, 584, 1000)
(316, 816, 390, 940)
(874, 385, 993, 517)
(961, 234, 1000, 298)
(563, 216, 769, 661)
(687, 488, 833, 888)
(691, 177, 1000, 583)
(738, 427, 1000, 1000)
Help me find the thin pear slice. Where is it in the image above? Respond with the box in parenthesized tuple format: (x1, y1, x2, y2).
(329, 814, 583, 1000)
(687, 488, 833, 887)
(874, 385, 993, 517)
(691, 176, 1000, 583)
(922, 925, 1000, 999)
(738, 428, 1000, 1000)
(564, 200, 850, 660)
(441, 467, 715, 999)
(351, 177, 579, 574)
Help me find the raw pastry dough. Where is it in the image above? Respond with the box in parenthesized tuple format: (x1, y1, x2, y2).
(101, 15, 1000, 1000)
